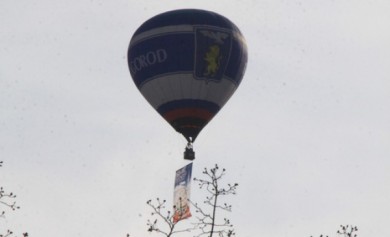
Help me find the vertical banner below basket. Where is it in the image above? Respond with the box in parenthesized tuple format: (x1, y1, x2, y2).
(173, 163, 192, 223)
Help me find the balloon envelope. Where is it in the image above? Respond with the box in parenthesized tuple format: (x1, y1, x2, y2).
(128, 9, 247, 142)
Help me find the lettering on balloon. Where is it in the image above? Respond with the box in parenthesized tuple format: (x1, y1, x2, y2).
(129, 49, 168, 74)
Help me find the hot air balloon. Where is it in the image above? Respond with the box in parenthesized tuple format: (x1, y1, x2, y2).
(128, 9, 247, 160)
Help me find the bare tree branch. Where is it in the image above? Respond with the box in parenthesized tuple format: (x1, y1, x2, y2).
(0, 187, 20, 213)
(146, 198, 195, 237)
(132, 164, 238, 237)
(1, 162, 20, 221)
(0, 161, 28, 237)
(191, 164, 238, 237)
(337, 225, 358, 237)
(310, 225, 358, 237)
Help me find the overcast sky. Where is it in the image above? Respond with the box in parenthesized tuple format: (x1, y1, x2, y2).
(1, 0, 389, 237)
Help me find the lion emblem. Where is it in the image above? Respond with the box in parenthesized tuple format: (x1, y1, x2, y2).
(203, 45, 221, 77)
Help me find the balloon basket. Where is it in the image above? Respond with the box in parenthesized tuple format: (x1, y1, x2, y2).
(184, 143, 195, 160)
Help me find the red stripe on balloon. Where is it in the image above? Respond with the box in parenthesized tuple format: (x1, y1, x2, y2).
(163, 108, 214, 122)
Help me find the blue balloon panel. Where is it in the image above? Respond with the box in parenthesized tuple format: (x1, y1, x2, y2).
(128, 9, 247, 142)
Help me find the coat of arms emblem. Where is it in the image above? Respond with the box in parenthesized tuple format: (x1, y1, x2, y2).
(194, 27, 232, 82)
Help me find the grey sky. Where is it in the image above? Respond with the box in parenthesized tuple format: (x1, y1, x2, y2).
(1, 0, 389, 236)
